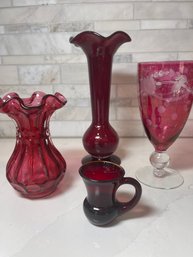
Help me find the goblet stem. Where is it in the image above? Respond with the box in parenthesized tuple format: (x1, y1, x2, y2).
(150, 151, 170, 178)
(153, 168, 166, 178)
(136, 149, 184, 189)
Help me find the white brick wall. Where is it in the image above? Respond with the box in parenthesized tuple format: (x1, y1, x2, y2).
(0, 0, 193, 137)
(0, 66, 18, 84)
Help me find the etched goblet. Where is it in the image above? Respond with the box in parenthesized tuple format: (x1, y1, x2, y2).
(136, 61, 193, 189)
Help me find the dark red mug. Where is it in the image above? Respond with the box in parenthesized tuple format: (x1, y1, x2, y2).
(79, 161, 142, 226)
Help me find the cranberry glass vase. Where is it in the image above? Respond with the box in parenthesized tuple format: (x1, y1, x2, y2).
(0, 91, 67, 198)
(136, 61, 193, 189)
(70, 31, 131, 164)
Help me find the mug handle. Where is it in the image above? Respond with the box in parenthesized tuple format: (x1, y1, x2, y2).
(115, 177, 142, 215)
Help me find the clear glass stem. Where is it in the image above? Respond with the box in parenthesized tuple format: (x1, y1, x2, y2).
(150, 151, 170, 178)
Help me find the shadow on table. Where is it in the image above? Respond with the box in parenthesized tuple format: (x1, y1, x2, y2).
(168, 138, 193, 171)
(103, 192, 156, 227)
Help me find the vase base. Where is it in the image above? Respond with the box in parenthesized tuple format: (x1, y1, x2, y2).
(22, 187, 57, 199)
(81, 155, 121, 165)
(10, 172, 65, 199)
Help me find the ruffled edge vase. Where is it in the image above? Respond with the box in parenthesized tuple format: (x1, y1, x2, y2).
(0, 91, 67, 199)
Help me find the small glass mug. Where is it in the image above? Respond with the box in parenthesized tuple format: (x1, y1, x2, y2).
(79, 161, 142, 226)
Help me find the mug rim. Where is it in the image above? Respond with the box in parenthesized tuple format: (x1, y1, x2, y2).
(79, 160, 125, 183)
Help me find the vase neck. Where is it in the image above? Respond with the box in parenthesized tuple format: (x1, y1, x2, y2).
(16, 124, 50, 144)
(16, 126, 50, 137)
(8, 110, 51, 143)
(87, 54, 112, 124)
(70, 31, 131, 125)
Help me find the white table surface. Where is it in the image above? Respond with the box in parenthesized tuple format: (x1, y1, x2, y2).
(0, 137, 193, 257)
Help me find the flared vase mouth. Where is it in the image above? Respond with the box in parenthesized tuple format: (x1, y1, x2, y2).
(69, 30, 131, 55)
(79, 161, 125, 183)
(70, 30, 131, 42)
(0, 91, 67, 110)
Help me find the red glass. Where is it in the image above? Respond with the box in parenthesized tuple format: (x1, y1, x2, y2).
(79, 161, 142, 226)
(0, 91, 67, 199)
(139, 61, 193, 151)
(136, 61, 193, 189)
(70, 31, 131, 164)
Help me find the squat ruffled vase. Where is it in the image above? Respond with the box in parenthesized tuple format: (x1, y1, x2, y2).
(70, 31, 131, 164)
(0, 91, 67, 199)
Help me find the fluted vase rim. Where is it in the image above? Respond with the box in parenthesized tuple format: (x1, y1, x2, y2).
(69, 30, 131, 45)
(0, 91, 67, 111)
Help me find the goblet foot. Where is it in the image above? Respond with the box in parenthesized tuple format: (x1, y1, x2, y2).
(135, 166, 184, 189)
(81, 155, 121, 165)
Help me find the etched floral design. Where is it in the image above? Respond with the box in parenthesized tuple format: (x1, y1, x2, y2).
(139, 63, 192, 100)
(138, 61, 193, 151)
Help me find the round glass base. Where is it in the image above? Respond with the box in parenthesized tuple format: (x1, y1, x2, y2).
(81, 154, 121, 165)
(135, 166, 184, 190)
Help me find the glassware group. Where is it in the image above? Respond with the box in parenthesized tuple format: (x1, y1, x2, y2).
(0, 30, 193, 225)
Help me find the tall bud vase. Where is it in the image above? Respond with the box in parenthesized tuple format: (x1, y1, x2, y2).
(70, 31, 131, 164)
(0, 91, 67, 199)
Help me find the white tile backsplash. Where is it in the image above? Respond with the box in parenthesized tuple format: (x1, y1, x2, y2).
(0, 34, 72, 55)
(19, 65, 60, 84)
(13, 0, 57, 6)
(134, 2, 193, 19)
(0, 0, 12, 7)
(0, 85, 53, 96)
(0, 66, 19, 85)
(61, 63, 89, 84)
(132, 52, 178, 63)
(95, 21, 140, 32)
(0, 1, 192, 137)
(117, 107, 141, 121)
(117, 84, 138, 99)
(141, 20, 188, 30)
(125, 30, 193, 53)
(65, 3, 133, 21)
